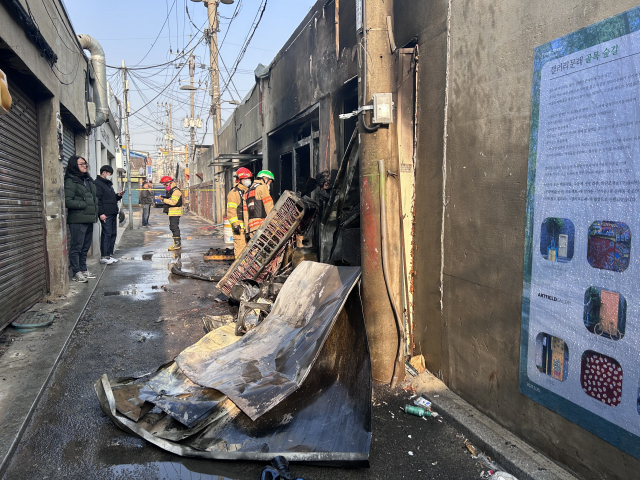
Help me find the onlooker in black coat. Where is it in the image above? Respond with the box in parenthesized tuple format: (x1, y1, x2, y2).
(95, 165, 124, 264)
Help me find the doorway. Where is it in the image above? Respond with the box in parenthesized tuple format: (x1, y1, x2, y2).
(295, 144, 311, 194)
(280, 152, 293, 194)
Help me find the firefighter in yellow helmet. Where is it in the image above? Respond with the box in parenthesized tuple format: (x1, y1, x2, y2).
(227, 167, 253, 257)
(157, 176, 183, 251)
(243, 170, 275, 239)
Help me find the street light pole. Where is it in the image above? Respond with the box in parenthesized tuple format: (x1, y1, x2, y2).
(122, 60, 133, 230)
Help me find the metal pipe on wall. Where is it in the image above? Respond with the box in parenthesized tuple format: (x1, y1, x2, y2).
(77, 34, 108, 127)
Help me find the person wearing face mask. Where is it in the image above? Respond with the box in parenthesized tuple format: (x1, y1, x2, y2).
(95, 165, 124, 264)
(243, 170, 275, 238)
(226, 167, 253, 257)
(157, 175, 183, 251)
(64, 155, 98, 283)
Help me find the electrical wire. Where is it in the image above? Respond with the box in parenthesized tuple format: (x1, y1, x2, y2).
(218, 0, 268, 100)
(132, 0, 178, 67)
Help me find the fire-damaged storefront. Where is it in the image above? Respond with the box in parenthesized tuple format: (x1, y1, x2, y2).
(211, 0, 419, 391)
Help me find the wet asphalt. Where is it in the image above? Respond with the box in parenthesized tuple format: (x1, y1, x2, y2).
(3, 208, 486, 480)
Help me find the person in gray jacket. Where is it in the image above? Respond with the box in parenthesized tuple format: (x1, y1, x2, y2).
(64, 155, 98, 283)
(139, 181, 154, 226)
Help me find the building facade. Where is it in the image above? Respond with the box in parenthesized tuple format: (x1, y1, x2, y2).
(0, 0, 112, 326)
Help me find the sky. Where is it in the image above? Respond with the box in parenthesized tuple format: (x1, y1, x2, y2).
(63, 0, 317, 155)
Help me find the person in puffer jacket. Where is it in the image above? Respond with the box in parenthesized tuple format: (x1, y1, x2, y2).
(95, 165, 124, 264)
(64, 155, 98, 283)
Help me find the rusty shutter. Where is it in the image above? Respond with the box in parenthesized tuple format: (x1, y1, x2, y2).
(61, 123, 75, 168)
(0, 80, 47, 327)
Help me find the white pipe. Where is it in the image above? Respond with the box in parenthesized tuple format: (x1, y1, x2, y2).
(77, 34, 108, 127)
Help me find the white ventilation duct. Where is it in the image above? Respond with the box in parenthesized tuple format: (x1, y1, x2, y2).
(77, 34, 108, 127)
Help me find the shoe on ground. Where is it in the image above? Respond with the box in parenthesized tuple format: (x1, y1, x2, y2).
(100, 257, 113, 264)
(82, 270, 97, 279)
(72, 272, 88, 283)
(109, 257, 119, 263)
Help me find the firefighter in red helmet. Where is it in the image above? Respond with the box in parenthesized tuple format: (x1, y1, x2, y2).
(243, 170, 275, 238)
(227, 167, 253, 257)
(156, 175, 183, 251)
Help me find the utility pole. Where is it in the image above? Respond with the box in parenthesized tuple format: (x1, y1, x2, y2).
(188, 54, 195, 198)
(122, 60, 133, 230)
(357, 0, 404, 385)
(160, 102, 174, 176)
(168, 102, 174, 176)
(206, 0, 222, 223)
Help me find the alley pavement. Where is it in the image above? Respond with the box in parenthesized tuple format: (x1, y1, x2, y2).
(3, 208, 493, 479)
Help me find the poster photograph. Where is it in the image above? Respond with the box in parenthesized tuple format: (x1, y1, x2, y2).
(521, 6, 640, 459)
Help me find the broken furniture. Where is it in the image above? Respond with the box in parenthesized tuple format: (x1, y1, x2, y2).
(217, 191, 305, 296)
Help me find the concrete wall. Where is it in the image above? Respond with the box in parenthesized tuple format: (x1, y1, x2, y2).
(236, 85, 261, 150)
(219, 113, 237, 154)
(395, 1, 640, 478)
(1, 0, 90, 295)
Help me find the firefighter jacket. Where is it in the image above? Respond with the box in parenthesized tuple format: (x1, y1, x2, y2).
(226, 183, 248, 230)
(162, 186, 183, 216)
(243, 179, 273, 233)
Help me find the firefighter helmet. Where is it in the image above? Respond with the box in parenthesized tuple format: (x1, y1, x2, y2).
(257, 170, 275, 181)
(160, 175, 173, 184)
(235, 167, 253, 179)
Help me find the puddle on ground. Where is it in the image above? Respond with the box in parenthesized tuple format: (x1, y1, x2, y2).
(119, 253, 198, 261)
(159, 233, 219, 239)
(110, 462, 238, 479)
(103, 284, 163, 299)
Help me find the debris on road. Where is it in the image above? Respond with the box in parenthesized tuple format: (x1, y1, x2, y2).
(409, 354, 426, 374)
(405, 361, 419, 377)
(217, 191, 307, 296)
(261, 456, 308, 480)
(235, 299, 272, 336)
(95, 262, 371, 466)
(168, 259, 223, 282)
(465, 440, 479, 456)
(203, 247, 234, 261)
(202, 314, 235, 332)
(491, 472, 519, 480)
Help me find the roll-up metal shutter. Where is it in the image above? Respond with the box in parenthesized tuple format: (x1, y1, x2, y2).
(0, 80, 47, 327)
(61, 123, 75, 168)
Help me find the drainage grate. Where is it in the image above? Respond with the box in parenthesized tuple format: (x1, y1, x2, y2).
(12, 312, 55, 329)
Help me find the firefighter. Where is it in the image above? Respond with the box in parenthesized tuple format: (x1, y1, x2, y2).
(157, 175, 183, 251)
(227, 167, 253, 257)
(243, 170, 275, 239)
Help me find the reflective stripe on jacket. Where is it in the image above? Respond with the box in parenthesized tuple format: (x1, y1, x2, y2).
(243, 180, 273, 233)
(226, 183, 248, 228)
(163, 186, 183, 216)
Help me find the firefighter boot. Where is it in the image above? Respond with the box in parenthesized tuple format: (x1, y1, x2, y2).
(168, 236, 182, 251)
